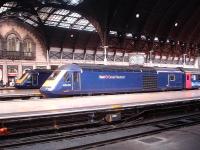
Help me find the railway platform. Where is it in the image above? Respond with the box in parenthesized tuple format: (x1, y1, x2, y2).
(0, 89, 41, 99)
(1, 89, 200, 119)
(90, 124, 200, 150)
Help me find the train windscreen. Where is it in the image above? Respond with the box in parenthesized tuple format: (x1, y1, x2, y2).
(48, 71, 61, 80)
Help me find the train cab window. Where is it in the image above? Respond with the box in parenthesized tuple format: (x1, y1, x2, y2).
(192, 75, 197, 81)
(198, 75, 200, 80)
(64, 73, 70, 82)
(73, 72, 79, 83)
(169, 74, 175, 81)
(48, 71, 60, 80)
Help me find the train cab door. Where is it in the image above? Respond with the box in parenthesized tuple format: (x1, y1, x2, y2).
(32, 73, 38, 87)
(72, 72, 81, 91)
(168, 74, 176, 88)
(185, 73, 192, 89)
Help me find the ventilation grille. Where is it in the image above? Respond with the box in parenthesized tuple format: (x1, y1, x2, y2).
(143, 74, 157, 90)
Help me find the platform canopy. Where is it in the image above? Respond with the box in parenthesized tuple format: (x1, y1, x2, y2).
(0, 0, 200, 57)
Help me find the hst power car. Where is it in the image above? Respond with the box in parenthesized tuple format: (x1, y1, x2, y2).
(15, 69, 52, 89)
(40, 64, 200, 97)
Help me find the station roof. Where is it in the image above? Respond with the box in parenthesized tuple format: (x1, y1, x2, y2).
(0, 0, 200, 56)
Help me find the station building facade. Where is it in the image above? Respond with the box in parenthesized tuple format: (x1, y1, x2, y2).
(0, 19, 199, 85)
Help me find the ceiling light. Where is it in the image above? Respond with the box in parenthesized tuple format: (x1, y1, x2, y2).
(174, 22, 178, 27)
(166, 39, 170, 43)
(154, 37, 159, 42)
(136, 13, 140, 18)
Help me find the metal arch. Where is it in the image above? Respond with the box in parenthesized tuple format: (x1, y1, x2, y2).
(142, 0, 174, 37)
(190, 23, 200, 44)
(178, 7, 200, 42)
(126, 0, 158, 35)
(167, 0, 200, 41)
(154, 0, 187, 38)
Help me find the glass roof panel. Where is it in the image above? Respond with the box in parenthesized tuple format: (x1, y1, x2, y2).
(58, 23, 70, 28)
(0, 7, 9, 13)
(84, 26, 96, 32)
(3, 2, 17, 7)
(30, 15, 38, 22)
(54, 9, 70, 15)
(63, 0, 83, 6)
(40, 7, 53, 13)
(47, 15, 63, 22)
(38, 12, 48, 20)
(63, 17, 77, 24)
(69, 12, 81, 18)
(76, 19, 89, 26)
(19, 16, 38, 27)
(45, 21, 58, 26)
(72, 24, 84, 30)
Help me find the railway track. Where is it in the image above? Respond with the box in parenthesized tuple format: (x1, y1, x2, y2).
(1, 112, 200, 149)
(1, 100, 200, 149)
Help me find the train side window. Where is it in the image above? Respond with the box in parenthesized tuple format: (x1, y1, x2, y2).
(64, 73, 70, 82)
(169, 74, 175, 81)
(198, 75, 200, 80)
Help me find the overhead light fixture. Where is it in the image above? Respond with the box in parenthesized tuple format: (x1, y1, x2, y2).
(154, 37, 159, 42)
(141, 35, 146, 40)
(136, 13, 140, 18)
(126, 33, 132, 38)
(166, 39, 170, 43)
(109, 31, 117, 35)
(174, 22, 178, 27)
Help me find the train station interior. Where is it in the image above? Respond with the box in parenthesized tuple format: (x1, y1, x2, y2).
(1, 0, 200, 149)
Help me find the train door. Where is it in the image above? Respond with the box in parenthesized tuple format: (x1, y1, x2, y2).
(72, 72, 81, 91)
(168, 74, 176, 88)
(185, 73, 192, 89)
(32, 74, 38, 86)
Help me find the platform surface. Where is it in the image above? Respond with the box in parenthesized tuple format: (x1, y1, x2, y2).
(0, 89, 41, 98)
(90, 124, 200, 150)
(1, 90, 200, 119)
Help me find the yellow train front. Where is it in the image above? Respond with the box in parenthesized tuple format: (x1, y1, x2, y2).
(15, 69, 52, 89)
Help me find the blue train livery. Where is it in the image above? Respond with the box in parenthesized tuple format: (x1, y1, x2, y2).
(40, 64, 199, 98)
(15, 69, 53, 89)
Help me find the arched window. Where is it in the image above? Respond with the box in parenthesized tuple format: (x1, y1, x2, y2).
(7, 34, 20, 51)
(23, 38, 35, 57)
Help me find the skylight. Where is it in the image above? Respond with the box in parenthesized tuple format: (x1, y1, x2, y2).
(38, 7, 96, 32)
(0, 4, 96, 32)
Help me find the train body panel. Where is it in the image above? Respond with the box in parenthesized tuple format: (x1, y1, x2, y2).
(80, 70, 143, 93)
(15, 69, 52, 89)
(40, 64, 195, 98)
(156, 69, 184, 91)
(180, 68, 200, 89)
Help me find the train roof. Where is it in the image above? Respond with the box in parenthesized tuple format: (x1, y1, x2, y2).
(179, 68, 200, 74)
(27, 69, 53, 73)
(59, 64, 200, 74)
(58, 64, 157, 72)
(58, 64, 183, 73)
(154, 67, 183, 73)
(58, 64, 82, 72)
